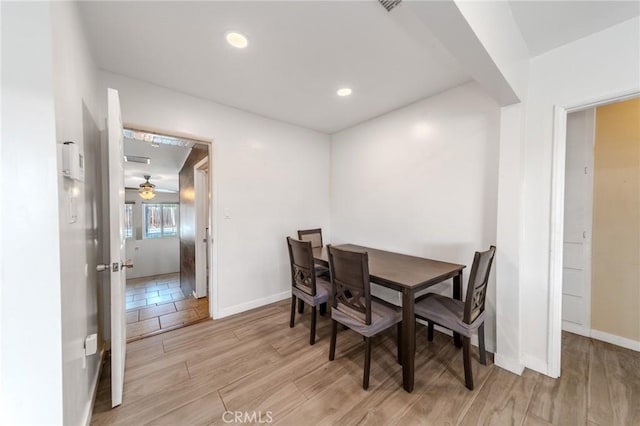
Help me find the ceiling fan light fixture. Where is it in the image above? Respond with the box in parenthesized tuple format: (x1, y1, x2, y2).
(226, 31, 248, 49)
(139, 175, 156, 200)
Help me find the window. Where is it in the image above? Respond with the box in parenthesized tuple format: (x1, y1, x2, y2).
(124, 203, 134, 239)
(143, 203, 178, 238)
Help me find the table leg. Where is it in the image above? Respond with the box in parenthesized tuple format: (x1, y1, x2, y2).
(453, 272, 463, 348)
(401, 288, 416, 392)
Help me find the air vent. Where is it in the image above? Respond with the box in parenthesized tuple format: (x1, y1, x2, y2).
(379, 0, 402, 12)
(124, 155, 150, 164)
(123, 129, 195, 149)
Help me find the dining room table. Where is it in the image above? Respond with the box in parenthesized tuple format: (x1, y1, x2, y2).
(313, 244, 466, 393)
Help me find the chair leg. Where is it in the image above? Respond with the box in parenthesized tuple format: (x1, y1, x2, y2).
(329, 320, 338, 361)
(396, 322, 403, 365)
(320, 302, 327, 316)
(427, 321, 434, 341)
(298, 299, 305, 314)
(478, 323, 487, 365)
(363, 336, 372, 390)
(462, 336, 474, 390)
(310, 306, 317, 345)
(289, 296, 296, 328)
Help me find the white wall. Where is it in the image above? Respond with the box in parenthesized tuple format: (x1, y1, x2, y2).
(97, 71, 331, 316)
(330, 82, 500, 350)
(51, 2, 103, 425)
(1, 2, 64, 424)
(519, 17, 640, 373)
(125, 190, 180, 279)
(453, 0, 529, 101)
(494, 103, 525, 374)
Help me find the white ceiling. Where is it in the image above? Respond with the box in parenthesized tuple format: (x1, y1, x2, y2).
(79, 1, 470, 134)
(123, 137, 191, 192)
(80, 1, 639, 133)
(509, 1, 640, 57)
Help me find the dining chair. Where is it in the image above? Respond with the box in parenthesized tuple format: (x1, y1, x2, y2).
(327, 245, 402, 390)
(287, 237, 331, 345)
(297, 228, 330, 313)
(297, 228, 324, 248)
(297, 228, 329, 274)
(414, 245, 496, 390)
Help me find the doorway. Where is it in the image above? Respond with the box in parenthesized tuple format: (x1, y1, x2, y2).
(121, 128, 213, 341)
(550, 92, 640, 376)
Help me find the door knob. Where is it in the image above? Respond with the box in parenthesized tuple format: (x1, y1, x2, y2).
(122, 259, 134, 269)
(96, 264, 110, 272)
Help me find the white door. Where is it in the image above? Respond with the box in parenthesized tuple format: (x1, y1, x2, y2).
(562, 109, 595, 335)
(107, 88, 127, 407)
(194, 157, 209, 299)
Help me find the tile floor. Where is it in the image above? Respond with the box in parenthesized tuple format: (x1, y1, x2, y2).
(125, 273, 209, 341)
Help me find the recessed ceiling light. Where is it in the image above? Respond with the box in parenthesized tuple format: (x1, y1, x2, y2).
(226, 31, 248, 49)
(337, 88, 352, 97)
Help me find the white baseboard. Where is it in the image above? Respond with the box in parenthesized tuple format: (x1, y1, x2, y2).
(82, 347, 106, 426)
(591, 329, 640, 352)
(522, 354, 549, 376)
(562, 321, 591, 338)
(213, 290, 291, 319)
(494, 353, 525, 375)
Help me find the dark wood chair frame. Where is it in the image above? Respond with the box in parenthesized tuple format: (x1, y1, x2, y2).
(296, 228, 328, 314)
(297, 228, 324, 248)
(326, 245, 402, 390)
(287, 237, 328, 345)
(416, 246, 496, 390)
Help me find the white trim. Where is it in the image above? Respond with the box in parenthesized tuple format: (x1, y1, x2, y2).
(82, 348, 105, 426)
(207, 144, 219, 321)
(562, 326, 640, 352)
(522, 354, 549, 376)
(561, 321, 591, 338)
(194, 157, 209, 299)
(494, 353, 525, 376)
(591, 329, 640, 352)
(548, 105, 567, 379)
(548, 89, 640, 380)
(214, 290, 291, 319)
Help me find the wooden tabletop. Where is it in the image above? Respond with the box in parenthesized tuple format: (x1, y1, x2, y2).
(313, 244, 465, 292)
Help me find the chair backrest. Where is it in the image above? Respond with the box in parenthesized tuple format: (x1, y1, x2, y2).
(463, 245, 496, 324)
(287, 237, 318, 296)
(297, 228, 323, 248)
(327, 245, 372, 325)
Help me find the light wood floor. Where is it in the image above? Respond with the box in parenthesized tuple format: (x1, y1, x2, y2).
(92, 299, 640, 425)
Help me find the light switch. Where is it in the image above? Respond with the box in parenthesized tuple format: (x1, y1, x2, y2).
(85, 333, 98, 356)
(68, 197, 78, 224)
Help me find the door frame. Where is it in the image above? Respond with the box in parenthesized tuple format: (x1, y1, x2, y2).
(123, 123, 219, 319)
(548, 88, 640, 378)
(193, 156, 209, 299)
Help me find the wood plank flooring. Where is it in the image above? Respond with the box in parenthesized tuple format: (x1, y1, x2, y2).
(92, 300, 640, 425)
